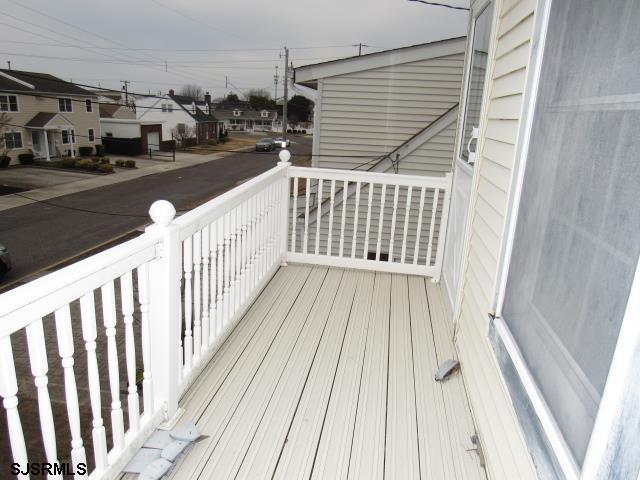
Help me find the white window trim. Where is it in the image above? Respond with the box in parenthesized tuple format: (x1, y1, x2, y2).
(59, 97, 73, 113)
(168, 103, 173, 112)
(85, 99, 93, 113)
(5, 131, 23, 149)
(61, 129, 75, 144)
(233, 110, 241, 117)
(0, 94, 19, 113)
(87, 128, 95, 143)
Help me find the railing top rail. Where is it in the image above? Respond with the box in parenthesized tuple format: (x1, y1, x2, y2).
(174, 162, 288, 241)
(288, 166, 452, 189)
(0, 233, 158, 337)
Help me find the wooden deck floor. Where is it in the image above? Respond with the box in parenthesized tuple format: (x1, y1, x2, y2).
(161, 265, 486, 479)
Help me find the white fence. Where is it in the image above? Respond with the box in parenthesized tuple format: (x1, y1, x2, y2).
(0, 151, 451, 479)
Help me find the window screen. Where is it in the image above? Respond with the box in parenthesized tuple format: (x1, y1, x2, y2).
(502, 0, 640, 465)
(459, 2, 493, 161)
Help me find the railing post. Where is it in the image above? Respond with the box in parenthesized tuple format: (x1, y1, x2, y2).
(146, 200, 181, 421)
(432, 172, 453, 283)
(278, 149, 291, 265)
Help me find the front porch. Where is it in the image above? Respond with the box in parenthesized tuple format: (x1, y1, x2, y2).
(0, 152, 479, 479)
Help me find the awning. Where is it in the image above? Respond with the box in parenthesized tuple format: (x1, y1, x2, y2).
(25, 112, 73, 130)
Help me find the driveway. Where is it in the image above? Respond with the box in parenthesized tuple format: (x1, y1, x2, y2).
(0, 136, 312, 290)
(0, 166, 91, 190)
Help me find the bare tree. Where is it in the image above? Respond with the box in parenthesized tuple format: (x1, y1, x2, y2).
(171, 123, 196, 148)
(246, 88, 271, 99)
(179, 84, 204, 100)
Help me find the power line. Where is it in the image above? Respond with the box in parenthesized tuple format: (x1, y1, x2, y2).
(407, 0, 470, 11)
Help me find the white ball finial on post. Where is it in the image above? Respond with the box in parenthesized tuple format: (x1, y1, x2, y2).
(149, 200, 176, 226)
(278, 149, 291, 165)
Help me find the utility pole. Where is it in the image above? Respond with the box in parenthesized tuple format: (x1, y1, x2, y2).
(281, 47, 289, 139)
(6, 61, 11, 70)
(120, 80, 130, 106)
(273, 65, 279, 101)
(352, 43, 369, 56)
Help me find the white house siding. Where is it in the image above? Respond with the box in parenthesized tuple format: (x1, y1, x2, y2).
(316, 53, 465, 172)
(136, 97, 195, 141)
(454, 0, 539, 479)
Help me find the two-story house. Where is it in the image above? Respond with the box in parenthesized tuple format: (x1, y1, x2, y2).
(0, 69, 101, 164)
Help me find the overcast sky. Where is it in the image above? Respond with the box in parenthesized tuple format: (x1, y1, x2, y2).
(0, 0, 468, 99)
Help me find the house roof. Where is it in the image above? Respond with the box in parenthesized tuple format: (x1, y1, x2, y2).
(99, 103, 121, 118)
(294, 36, 467, 88)
(0, 69, 97, 96)
(214, 99, 251, 111)
(214, 109, 278, 121)
(24, 112, 72, 128)
(168, 93, 218, 123)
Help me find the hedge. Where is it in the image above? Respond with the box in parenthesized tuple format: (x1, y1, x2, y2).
(78, 146, 93, 157)
(18, 153, 35, 164)
(0, 156, 10, 168)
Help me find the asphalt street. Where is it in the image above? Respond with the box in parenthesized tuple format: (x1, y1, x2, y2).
(0, 136, 312, 288)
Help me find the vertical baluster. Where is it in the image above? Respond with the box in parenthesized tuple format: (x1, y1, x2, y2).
(413, 186, 426, 264)
(339, 180, 348, 257)
(183, 236, 193, 374)
(258, 188, 267, 277)
(79, 292, 108, 471)
(270, 184, 277, 266)
(252, 192, 259, 288)
(351, 181, 361, 258)
(216, 219, 225, 335)
(0, 337, 28, 479)
(201, 226, 210, 351)
(426, 188, 440, 266)
(314, 179, 323, 255)
(388, 185, 400, 262)
(223, 213, 232, 327)
(363, 183, 374, 259)
(239, 201, 248, 305)
(230, 208, 238, 316)
(375, 184, 387, 261)
(26, 319, 61, 475)
(192, 231, 202, 365)
(401, 186, 412, 264)
(209, 221, 217, 344)
(54, 304, 87, 468)
(235, 206, 243, 312)
(290, 176, 298, 253)
(101, 281, 125, 451)
(119, 271, 140, 434)
(303, 178, 310, 254)
(246, 197, 255, 293)
(136, 264, 154, 416)
(176, 264, 183, 387)
(327, 179, 336, 256)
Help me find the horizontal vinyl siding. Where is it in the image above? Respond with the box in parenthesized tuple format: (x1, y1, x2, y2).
(317, 52, 464, 172)
(455, 0, 539, 479)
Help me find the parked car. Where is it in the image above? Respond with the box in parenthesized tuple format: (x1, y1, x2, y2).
(0, 243, 11, 282)
(274, 137, 290, 148)
(255, 138, 276, 152)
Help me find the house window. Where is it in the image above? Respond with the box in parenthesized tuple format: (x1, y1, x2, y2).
(177, 123, 186, 134)
(501, 0, 640, 465)
(88, 128, 95, 142)
(61, 129, 75, 144)
(459, 2, 494, 163)
(0, 95, 18, 112)
(85, 99, 93, 112)
(59, 98, 73, 112)
(168, 103, 173, 112)
(233, 110, 241, 117)
(162, 103, 167, 112)
(4, 132, 22, 149)
(105, 132, 113, 137)
(261, 111, 269, 118)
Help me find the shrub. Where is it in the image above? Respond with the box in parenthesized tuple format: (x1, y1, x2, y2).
(115, 160, 125, 167)
(95, 144, 105, 157)
(78, 146, 93, 157)
(207, 138, 219, 146)
(98, 163, 114, 173)
(61, 158, 76, 168)
(75, 159, 91, 169)
(302, 129, 307, 134)
(18, 153, 35, 164)
(87, 162, 100, 171)
(124, 160, 136, 168)
(0, 156, 10, 168)
(219, 137, 228, 144)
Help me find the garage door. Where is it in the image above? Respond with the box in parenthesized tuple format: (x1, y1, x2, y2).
(147, 131, 160, 151)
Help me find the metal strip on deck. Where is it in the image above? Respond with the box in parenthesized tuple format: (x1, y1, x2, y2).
(347, 272, 391, 479)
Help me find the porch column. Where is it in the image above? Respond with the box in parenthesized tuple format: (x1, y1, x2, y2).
(43, 130, 51, 161)
(69, 128, 75, 157)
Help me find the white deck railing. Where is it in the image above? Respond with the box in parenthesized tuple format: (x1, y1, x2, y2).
(0, 151, 451, 479)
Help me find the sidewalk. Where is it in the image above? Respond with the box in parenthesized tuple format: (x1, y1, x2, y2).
(0, 150, 237, 212)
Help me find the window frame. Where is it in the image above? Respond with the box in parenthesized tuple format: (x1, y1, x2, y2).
(87, 128, 95, 143)
(85, 99, 93, 113)
(4, 131, 23, 149)
(0, 94, 19, 112)
(58, 97, 73, 113)
(61, 129, 75, 144)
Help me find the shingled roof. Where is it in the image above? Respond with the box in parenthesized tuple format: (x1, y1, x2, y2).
(169, 93, 218, 123)
(0, 69, 96, 96)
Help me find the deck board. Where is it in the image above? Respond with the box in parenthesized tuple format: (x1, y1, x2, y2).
(129, 266, 486, 480)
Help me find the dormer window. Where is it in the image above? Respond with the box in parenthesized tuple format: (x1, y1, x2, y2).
(161, 103, 167, 112)
(168, 103, 173, 112)
(233, 110, 241, 117)
(261, 111, 269, 118)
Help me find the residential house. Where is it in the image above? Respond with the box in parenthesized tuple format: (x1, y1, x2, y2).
(0, 1, 638, 479)
(214, 107, 279, 132)
(0, 69, 101, 164)
(135, 90, 220, 145)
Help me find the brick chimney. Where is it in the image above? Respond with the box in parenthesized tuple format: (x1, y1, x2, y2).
(169, 88, 175, 96)
(204, 91, 212, 114)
